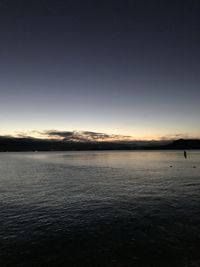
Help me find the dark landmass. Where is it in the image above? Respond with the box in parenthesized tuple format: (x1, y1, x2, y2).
(0, 137, 200, 152)
(160, 139, 200, 150)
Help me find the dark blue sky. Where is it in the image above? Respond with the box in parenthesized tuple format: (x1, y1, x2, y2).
(1, 0, 200, 139)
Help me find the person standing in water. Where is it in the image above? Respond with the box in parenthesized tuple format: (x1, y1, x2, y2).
(184, 150, 187, 159)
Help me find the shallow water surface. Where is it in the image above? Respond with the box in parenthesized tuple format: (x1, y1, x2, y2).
(0, 151, 200, 266)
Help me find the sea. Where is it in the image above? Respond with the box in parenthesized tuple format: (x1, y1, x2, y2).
(0, 151, 200, 267)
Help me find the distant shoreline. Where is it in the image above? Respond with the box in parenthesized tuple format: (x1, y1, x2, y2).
(1, 149, 200, 153)
(0, 138, 200, 152)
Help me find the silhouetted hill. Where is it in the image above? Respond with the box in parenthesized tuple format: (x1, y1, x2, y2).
(161, 139, 200, 150)
(0, 137, 200, 152)
(0, 136, 138, 151)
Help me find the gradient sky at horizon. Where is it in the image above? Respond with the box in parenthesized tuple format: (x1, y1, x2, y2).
(0, 0, 200, 140)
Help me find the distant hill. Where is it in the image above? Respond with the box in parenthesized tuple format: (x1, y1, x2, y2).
(0, 137, 200, 152)
(161, 139, 200, 150)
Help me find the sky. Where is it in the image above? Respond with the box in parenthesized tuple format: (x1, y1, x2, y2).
(0, 0, 200, 140)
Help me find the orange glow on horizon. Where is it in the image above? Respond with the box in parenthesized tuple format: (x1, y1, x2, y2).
(1, 129, 198, 142)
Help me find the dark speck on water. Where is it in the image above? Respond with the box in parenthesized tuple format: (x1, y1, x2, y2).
(0, 151, 200, 267)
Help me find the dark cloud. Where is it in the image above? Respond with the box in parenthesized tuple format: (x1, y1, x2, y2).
(159, 133, 190, 141)
(43, 130, 132, 142)
(1, 131, 192, 144)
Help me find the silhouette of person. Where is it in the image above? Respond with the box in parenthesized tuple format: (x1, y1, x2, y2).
(184, 150, 187, 159)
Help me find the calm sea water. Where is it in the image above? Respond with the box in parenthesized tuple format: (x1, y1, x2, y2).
(0, 151, 200, 267)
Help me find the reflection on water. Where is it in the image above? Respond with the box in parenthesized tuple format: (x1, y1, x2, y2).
(0, 151, 200, 266)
